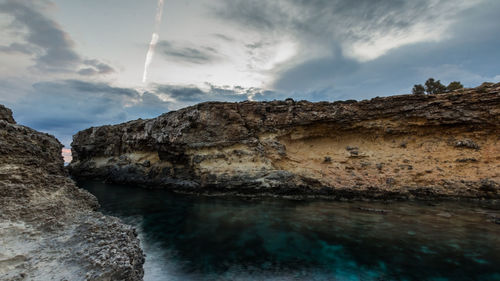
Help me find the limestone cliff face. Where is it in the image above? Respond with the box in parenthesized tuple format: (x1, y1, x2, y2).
(0, 105, 144, 280)
(70, 83, 500, 200)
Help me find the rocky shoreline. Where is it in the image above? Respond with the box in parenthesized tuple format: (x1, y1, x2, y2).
(69, 84, 500, 200)
(0, 105, 144, 280)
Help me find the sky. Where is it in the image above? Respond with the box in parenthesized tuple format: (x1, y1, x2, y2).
(1, 0, 499, 149)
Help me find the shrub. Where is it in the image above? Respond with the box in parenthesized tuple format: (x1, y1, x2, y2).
(411, 78, 463, 95)
(425, 78, 447, 95)
(412, 84, 425, 95)
(446, 81, 463, 92)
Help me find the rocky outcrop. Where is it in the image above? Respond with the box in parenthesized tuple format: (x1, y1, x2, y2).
(69, 83, 500, 200)
(0, 105, 144, 280)
(0, 104, 15, 124)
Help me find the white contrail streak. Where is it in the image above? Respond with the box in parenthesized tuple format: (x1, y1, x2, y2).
(142, 33, 159, 83)
(142, 0, 165, 83)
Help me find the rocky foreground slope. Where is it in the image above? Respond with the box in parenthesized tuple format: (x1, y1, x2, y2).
(70, 84, 500, 200)
(0, 105, 144, 280)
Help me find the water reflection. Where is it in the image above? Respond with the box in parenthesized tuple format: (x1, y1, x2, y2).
(79, 181, 500, 281)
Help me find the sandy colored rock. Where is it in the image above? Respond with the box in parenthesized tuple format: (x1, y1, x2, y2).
(69, 84, 500, 200)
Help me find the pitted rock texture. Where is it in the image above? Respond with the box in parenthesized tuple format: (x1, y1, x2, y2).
(69, 84, 500, 200)
(0, 105, 144, 280)
(0, 104, 15, 124)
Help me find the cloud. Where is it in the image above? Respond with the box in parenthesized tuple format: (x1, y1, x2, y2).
(0, 42, 36, 55)
(54, 80, 139, 97)
(77, 59, 115, 76)
(157, 41, 221, 64)
(273, 51, 359, 92)
(155, 85, 205, 102)
(211, 0, 499, 99)
(0, 0, 117, 76)
(154, 83, 281, 105)
(273, 28, 500, 102)
(9, 79, 170, 146)
(0, 0, 80, 72)
(212, 33, 234, 42)
(216, 0, 482, 62)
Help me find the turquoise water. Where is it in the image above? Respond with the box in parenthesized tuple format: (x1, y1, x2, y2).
(78, 181, 500, 281)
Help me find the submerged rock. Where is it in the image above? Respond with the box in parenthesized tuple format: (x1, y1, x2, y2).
(69, 84, 500, 200)
(0, 105, 144, 280)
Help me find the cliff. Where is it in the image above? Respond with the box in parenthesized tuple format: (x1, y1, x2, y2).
(0, 105, 144, 280)
(69, 83, 500, 200)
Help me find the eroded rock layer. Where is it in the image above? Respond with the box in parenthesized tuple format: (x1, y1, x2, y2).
(70, 84, 500, 200)
(0, 105, 144, 280)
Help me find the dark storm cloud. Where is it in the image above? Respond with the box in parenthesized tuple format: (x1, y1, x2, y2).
(77, 59, 115, 76)
(0, 0, 80, 72)
(157, 41, 220, 64)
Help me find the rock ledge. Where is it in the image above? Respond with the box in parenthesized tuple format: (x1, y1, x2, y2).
(70, 84, 500, 200)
